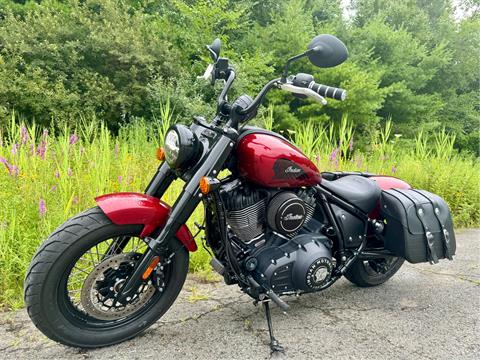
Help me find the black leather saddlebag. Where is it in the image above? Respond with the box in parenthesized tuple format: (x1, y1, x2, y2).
(379, 189, 456, 264)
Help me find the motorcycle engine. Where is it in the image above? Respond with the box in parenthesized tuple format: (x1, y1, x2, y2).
(221, 181, 333, 294)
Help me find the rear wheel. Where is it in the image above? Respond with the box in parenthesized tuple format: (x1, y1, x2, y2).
(344, 256, 404, 287)
(24, 207, 189, 348)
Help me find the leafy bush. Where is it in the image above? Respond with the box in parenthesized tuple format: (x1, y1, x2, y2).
(0, 0, 478, 153)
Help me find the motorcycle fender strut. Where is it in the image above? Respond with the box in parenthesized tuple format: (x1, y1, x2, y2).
(95, 192, 197, 252)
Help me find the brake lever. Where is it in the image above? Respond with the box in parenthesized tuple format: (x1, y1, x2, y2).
(279, 83, 327, 105)
(197, 63, 214, 81)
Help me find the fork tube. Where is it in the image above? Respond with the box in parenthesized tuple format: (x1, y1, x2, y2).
(145, 162, 177, 198)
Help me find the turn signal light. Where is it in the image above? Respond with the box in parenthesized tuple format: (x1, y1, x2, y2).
(142, 256, 160, 280)
(156, 147, 165, 161)
(199, 176, 221, 195)
(199, 176, 210, 194)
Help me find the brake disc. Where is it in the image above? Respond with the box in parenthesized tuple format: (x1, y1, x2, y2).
(80, 253, 156, 320)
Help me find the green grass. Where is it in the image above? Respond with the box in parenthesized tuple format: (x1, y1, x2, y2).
(0, 113, 478, 309)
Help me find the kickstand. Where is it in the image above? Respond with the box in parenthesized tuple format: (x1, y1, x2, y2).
(263, 301, 284, 354)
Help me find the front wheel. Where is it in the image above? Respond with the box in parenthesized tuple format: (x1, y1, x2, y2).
(24, 207, 189, 348)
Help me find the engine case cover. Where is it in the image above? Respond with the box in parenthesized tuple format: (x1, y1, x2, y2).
(251, 234, 332, 294)
(267, 192, 307, 236)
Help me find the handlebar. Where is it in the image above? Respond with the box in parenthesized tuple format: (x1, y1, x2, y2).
(309, 82, 347, 101)
(213, 67, 347, 127)
(292, 73, 347, 101)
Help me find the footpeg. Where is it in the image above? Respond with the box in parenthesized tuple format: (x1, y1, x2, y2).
(266, 290, 289, 311)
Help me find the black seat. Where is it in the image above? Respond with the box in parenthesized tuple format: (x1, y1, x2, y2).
(321, 175, 381, 213)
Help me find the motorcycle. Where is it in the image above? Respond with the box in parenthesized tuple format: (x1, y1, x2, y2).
(24, 34, 456, 353)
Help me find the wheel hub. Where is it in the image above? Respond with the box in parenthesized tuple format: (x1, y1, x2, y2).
(80, 253, 156, 320)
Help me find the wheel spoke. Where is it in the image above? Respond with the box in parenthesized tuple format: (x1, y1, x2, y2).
(66, 237, 163, 321)
(73, 265, 90, 275)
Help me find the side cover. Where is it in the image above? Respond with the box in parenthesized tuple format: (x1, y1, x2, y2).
(95, 192, 197, 252)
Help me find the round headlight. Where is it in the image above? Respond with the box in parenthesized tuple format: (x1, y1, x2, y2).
(164, 130, 180, 165)
(164, 125, 202, 169)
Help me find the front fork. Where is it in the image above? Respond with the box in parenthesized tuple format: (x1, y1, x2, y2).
(116, 134, 234, 302)
(104, 162, 177, 258)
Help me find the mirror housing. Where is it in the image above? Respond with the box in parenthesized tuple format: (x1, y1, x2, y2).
(206, 38, 221, 62)
(307, 34, 348, 68)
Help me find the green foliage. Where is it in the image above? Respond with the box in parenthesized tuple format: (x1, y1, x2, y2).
(0, 0, 478, 154)
(0, 0, 180, 128)
(350, 0, 479, 153)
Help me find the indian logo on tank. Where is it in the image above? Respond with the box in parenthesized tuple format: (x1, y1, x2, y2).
(273, 158, 308, 180)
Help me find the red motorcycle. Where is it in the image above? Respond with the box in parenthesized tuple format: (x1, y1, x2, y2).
(25, 34, 456, 353)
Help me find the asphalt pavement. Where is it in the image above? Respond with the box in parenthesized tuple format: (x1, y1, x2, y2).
(0, 229, 478, 360)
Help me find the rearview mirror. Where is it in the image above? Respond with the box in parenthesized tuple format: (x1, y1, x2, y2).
(307, 34, 348, 68)
(206, 38, 221, 62)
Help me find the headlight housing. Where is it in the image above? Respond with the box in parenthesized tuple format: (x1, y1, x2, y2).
(164, 125, 202, 169)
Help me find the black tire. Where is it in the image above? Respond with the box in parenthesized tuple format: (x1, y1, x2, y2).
(344, 256, 404, 287)
(24, 207, 189, 348)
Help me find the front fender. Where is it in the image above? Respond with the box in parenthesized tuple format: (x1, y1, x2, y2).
(95, 192, 197, 252)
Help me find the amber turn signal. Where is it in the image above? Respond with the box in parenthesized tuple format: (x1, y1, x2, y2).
(156, 147, 165, 161)
(142, 256, 160, 280)
(199, 176, 210, 194)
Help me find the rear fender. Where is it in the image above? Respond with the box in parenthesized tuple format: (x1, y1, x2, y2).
(369, 176, 411, 218)
(95, 192, 197, 252)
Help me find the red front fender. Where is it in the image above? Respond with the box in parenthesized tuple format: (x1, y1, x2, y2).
(95, 192, 197, 252)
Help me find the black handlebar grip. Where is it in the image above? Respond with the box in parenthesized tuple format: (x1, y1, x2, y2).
(309, 82, 347, 101)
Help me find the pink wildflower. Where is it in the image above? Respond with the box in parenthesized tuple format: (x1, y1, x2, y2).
(0, 156, 9, 168)
(69, 133, 78, 145)
(391, 165, 397, 174)
(39, 199, 47, 217)
(0, 157, 19, 176)
(11, 143, 18, 155)
(20, 126, 29, 145)
(51, 185, 57, 192)
(118, 175, 123, 183)
(37, 141, 47, 159)
(73, 196, 79, 205)
(329, 147, 339, 162)
(67, 168, 73, 177)
(54, 170, 60, 178)
(349, 139, 353, 151)
(329, 147, 340, 169)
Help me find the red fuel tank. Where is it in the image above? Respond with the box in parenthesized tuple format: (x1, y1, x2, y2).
(236, 132, 322, 188)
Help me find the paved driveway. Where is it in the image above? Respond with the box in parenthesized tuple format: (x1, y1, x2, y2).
(1, 229, 478, 359)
